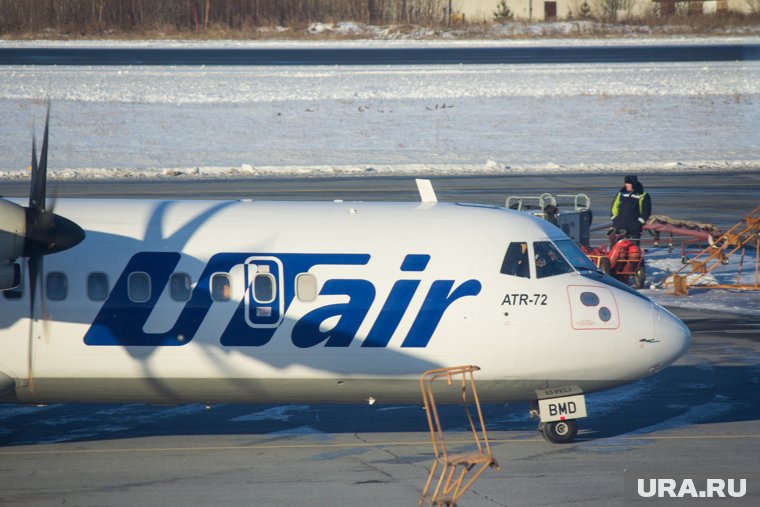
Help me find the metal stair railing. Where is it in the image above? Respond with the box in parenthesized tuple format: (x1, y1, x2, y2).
(672, 205, 760, 295)
(418, 365, 500, 507)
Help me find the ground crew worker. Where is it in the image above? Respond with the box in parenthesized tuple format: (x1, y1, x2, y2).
(610, 175, 652, 240)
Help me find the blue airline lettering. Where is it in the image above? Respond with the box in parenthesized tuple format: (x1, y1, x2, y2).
(83, 252, 481, 348)
(401, 279, 482, 347)
(363, 254, 429, 348)
(362, 279, 420, 348)
(292, 279, 375, 348)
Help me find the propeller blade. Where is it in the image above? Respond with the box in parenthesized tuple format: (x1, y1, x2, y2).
(36, 104, 50, 212)
(27, 256, 42, 392)
(20, 103, 80, 393)
(29, 103, 50, 212)
(28, 135, 38, 210)
(48, 187, 58, 215)
(22, 107, 85, 259)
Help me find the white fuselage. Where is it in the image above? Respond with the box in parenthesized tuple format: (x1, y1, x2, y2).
(0, 198, 690, 404)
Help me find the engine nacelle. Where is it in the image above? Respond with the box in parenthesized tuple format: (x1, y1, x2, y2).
(0, 198, 26, 262)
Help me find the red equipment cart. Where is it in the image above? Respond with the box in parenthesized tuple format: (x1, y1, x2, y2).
(583, 231, 646, 289)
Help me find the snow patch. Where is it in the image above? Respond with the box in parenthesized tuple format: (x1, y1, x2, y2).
(230, 405, 310, 422)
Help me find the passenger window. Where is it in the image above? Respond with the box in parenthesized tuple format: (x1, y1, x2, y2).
(253, 273, 275, 303)
(211, 273, 231, 301)
(296, 273, 317, 302)
(500, 242, 530, 278)
(88, 273, 109, 301)
(46, 272, 67, 301)
(128, 272, 151, 303)
(170, 273, 192, 302)
(533, 241, 573, 279)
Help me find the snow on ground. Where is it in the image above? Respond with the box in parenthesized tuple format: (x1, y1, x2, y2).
(0, 40, 758, 315)
(0, 57, 758, 177)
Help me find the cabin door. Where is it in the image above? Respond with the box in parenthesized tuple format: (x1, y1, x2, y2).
(244, 256, 284, 328)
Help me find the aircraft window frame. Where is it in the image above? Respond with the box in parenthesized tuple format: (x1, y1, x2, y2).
(553, 238, 598, 272)
(87, 272, 109, 301)
(46, 272, 68, 301)
(252, 273, 276, 304)
(211, 273, 232, 302)
(128, 272, 151, 303)
(533, 241, 574, 279)
(170, 273, 192, 302)
(296, 273, 318, 302)
(500, 242, 530, 278)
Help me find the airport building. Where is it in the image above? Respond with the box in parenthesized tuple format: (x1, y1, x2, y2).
(453, 0, 756, 21)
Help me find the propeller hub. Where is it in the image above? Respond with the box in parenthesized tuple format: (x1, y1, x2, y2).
(23, 208, 85, 258)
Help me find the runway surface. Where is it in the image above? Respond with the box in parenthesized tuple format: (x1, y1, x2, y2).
(1, 174, 759, 505)
(2, 44, 759, 66)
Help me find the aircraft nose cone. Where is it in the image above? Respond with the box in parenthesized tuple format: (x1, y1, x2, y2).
(651, 306, 691, 372)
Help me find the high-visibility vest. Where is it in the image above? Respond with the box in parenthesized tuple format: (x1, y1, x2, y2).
(611, 191, 647, 217)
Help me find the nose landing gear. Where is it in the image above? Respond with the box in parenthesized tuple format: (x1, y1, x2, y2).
(531, 392, 585, 444)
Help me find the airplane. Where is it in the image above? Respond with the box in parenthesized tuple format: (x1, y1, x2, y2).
(0, 109, 691, 444)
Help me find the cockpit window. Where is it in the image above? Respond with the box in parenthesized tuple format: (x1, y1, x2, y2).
(500, 242, 530, 278)
(554, 238, 598, 272)
(533, 241, 573, 278)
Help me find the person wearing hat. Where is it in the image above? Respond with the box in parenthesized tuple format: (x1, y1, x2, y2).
(610, 175, 652, 240)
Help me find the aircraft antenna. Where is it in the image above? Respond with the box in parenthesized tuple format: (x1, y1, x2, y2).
(416, 179, 438, 204)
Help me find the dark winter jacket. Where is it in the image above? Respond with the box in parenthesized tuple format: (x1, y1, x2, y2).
(611, 181, 652, 234)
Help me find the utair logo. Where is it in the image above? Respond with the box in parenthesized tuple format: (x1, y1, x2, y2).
(83, 252, 481, 348)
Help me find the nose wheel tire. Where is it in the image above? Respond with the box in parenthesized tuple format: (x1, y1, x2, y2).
(540, 420, 578, 444)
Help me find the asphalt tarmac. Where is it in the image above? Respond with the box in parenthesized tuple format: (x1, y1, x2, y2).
(1, 173, 759, 506)
(2, 171, 759, 231)
(2, 44, 759, 66)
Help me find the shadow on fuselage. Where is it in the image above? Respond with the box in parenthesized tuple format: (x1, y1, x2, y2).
(0, 199, 445, 403)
